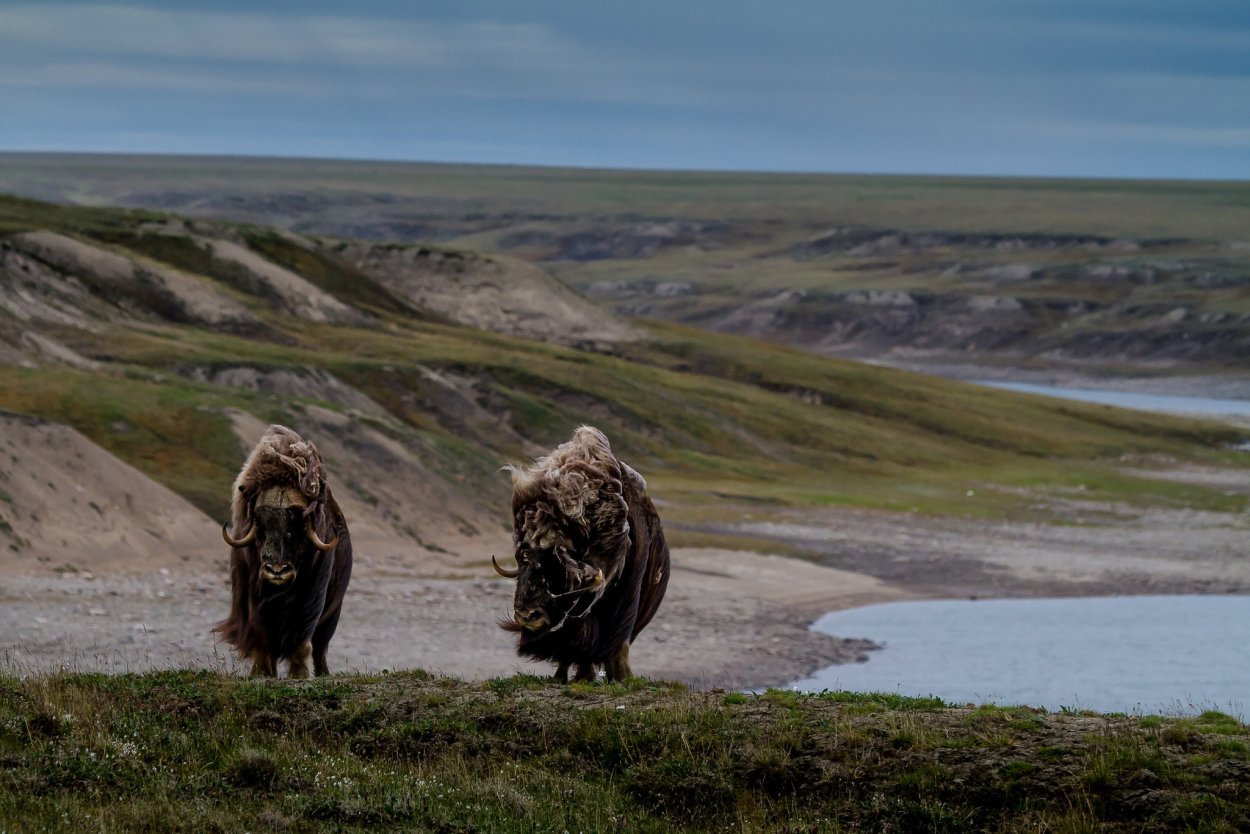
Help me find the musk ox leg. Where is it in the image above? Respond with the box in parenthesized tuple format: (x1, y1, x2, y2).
(311, 606, 343, 677)
(313, 647, 330, 677)
(249, 653, 277, 678)
(287, 640, 313, 679)
(605, 643, 632, 682)
(554, 661, 570, 684)
(572, 662, 597, 683)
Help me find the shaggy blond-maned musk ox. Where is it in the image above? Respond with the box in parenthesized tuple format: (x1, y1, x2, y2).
(214, 425, 352, 677)
(495, 426, 669, 682)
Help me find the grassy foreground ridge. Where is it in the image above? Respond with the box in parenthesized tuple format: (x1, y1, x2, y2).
(2, 671, 1248, 833)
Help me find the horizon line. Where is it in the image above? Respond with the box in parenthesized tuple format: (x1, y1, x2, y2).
(1, 148, 1247, 187)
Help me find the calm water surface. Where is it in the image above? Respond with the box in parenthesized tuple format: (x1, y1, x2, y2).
(977, 381, 1250, 417)
(792, 596, 1250, 716)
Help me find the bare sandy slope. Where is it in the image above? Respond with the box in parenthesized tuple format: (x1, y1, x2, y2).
(0, 411, 221, 574)
(9, 231, 259, 329)
(730, 492, 1250, 600)
(194, 235, 365, 325)
(328, 240, 638, 347)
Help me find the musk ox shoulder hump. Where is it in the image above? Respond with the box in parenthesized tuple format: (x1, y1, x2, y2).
(507, 425, 621, 518)
(507, 426, 629, 551)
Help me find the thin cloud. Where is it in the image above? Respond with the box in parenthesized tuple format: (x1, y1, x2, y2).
(0, 62, 327, 95)
(1032, 120, 1250, 149)
(0, 4, 571, 69)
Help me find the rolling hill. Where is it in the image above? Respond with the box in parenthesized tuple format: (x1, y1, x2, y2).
(0, 192, 1244, 574)
(3, 153, 1249, 372)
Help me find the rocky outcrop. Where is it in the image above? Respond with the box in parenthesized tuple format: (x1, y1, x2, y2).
(787, 226, 1186, 260)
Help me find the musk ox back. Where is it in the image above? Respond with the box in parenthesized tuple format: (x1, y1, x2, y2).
(495, 426, 669, 682)
(214, 425, 352, 677)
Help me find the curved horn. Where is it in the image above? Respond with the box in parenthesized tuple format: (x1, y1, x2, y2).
(306, 519, 339, 552)
(222, 522, 256, 548)
(492, 554, 520, 578)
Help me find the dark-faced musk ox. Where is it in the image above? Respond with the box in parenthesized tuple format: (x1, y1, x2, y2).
(214, 425, 352, 678)
(494, 426, 670, 683)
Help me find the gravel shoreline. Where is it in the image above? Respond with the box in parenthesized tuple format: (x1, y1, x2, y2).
(0, 548, 898, 690)
(5, 457, 1248, 691)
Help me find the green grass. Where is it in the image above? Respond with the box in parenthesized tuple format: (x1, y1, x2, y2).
(7, 312, 1241, 525)
(2, 670, 1248, 833)
(3, 153, 1248, 239)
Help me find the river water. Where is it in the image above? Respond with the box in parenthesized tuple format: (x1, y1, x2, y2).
(976, 380, 1250, 418)
(792, 596, 1250, 716)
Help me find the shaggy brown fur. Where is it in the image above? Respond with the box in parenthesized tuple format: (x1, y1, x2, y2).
(500, 426, 669, 682)
(214, 425, 352, 677)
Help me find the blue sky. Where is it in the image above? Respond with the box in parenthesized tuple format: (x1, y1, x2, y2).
(1, 1, 1246, 178)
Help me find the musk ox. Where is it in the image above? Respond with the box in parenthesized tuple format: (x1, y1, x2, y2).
(495, 426, 669, 682)
(214, 425, 352, 678)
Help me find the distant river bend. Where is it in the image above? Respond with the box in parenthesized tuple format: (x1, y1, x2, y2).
(976, 381, 1250, 419)
(792, 596, 1250, 716)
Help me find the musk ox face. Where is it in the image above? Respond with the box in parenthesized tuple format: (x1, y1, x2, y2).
(499, 542, 605, 632)
(255, 492, 309, 587)
(222, 485, 338, 588)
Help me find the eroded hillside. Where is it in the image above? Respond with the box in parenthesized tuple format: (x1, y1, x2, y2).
(0, 194, 1244, 577)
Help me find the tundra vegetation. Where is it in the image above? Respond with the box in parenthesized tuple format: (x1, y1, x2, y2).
(2, 670, 1249, 833)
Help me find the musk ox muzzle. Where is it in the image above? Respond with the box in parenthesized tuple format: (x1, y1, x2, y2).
(513, 608, 549, 631)
(260, 560, 296, 586)
(496, 546, 608, 633)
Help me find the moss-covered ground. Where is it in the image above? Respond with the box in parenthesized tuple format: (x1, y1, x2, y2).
(2, 671, 1248, 832)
